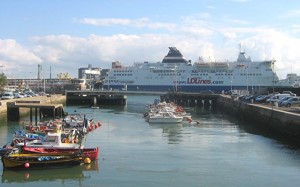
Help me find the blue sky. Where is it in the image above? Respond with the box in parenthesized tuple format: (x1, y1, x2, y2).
(1, 0, 300, 79)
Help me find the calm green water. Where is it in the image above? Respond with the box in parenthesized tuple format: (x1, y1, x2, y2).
(1, 95, 300, 187)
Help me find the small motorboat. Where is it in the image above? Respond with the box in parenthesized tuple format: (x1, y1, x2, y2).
(146, 111, 183, 123)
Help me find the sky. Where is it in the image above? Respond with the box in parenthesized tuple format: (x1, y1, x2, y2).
(1, 0, 300, 80)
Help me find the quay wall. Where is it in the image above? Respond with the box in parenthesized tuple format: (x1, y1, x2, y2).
(217, 95, 300, 144)
(0, 94, 66, 122)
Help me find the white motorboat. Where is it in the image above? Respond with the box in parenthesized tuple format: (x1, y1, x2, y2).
(146, 111, 183, 123)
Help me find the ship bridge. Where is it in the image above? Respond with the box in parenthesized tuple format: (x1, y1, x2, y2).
(237, 52, 252, 63)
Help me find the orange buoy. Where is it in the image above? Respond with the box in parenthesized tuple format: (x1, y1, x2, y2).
(84, 157, 91, 164)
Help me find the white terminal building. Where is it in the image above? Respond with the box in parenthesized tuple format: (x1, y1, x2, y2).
(78, 64, 101, 80)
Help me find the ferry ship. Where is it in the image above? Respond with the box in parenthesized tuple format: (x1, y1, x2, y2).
(103, 47, 282, 93)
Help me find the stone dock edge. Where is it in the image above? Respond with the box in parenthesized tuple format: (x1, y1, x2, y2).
(217, 95, 300, 145)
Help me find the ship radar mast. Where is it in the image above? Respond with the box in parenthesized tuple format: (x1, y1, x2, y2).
(237, 43, 252, 62)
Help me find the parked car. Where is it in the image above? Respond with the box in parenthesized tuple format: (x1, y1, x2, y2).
(25, 91, 37, 97)
(244, 95, 255, 102)
(282, 91, 296, 97)
(14, 93, 25, 98)
(266, 94, 290, 104)
(277, 96, 293, 106)
(281, 97, 300, 107)
(227, 90, 238, 95)
(255, 95, 271, 103)
(278, 96, 293, 107)
(1, 91, 14, 100)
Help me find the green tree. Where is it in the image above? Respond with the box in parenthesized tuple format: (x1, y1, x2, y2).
(0, 73, 8, 92)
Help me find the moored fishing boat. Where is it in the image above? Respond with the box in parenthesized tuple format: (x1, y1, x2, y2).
(1, 152, 83, 169)
(15, 130, 84, 149)
(22, 146, 99, 161)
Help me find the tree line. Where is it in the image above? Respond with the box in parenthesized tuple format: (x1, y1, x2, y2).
(0, 73, 8, 92)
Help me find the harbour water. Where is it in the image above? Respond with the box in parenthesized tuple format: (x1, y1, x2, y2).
(1, 95, 300, 187)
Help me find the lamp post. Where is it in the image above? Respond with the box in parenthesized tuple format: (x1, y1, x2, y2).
(272, 61, 275, 94)
(246, 66, 249, 94)
(29, 72, 32, 90)
(251, 67, 254, 95)
(175, 66, 178, 92)
(230, 74, 233, 91)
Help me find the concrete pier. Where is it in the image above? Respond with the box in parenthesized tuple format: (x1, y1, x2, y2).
(66, 90, 128, 106)
(6, 101, 64, 122)
(0, 94, 66, 122)
(160, 92, 218, 108)
(217, 95, 300, 144)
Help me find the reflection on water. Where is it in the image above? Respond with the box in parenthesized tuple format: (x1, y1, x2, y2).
(149, 123, 184, 144)
(1, 160, 99, 184)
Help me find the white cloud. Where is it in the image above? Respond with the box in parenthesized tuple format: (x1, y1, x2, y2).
(1, 16, 300, 80)
(76, 18, 177, 30)
(0, 39, 42, 77)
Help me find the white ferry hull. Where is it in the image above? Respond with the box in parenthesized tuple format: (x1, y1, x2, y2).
(103, 47, 283, 93)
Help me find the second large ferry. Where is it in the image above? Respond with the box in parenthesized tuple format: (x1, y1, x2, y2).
(103, 47, 282, 93)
